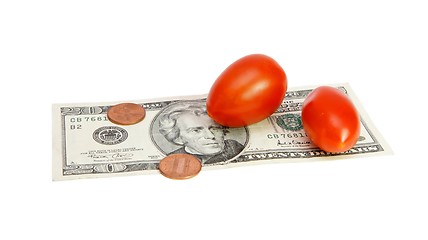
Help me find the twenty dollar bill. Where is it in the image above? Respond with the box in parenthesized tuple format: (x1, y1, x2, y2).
(52, 83, 391, 180)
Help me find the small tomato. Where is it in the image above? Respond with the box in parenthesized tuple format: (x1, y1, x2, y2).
(301, 86, 360, 153)
(206, 54, 287, 127)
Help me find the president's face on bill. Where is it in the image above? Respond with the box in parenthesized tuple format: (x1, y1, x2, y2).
(175, 113, 226, 155)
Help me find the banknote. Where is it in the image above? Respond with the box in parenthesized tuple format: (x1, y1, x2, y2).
(52, 83, 391, 180)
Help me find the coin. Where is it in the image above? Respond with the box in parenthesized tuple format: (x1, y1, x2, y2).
(107, 103, 146, 125)
(159, 154, 202, 180)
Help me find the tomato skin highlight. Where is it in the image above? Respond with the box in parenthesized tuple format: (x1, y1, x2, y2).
(301, 86, 360, 153)
(206, 54, 287, 127)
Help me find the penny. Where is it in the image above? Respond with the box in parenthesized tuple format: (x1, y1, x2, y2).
(159, 154, 202, 180)
(107, 103, 146, 125)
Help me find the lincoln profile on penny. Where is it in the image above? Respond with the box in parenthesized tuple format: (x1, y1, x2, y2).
(158, 101, 244, 165)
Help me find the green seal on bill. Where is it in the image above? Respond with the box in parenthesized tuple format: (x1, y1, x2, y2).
(275, 113, 303, 131)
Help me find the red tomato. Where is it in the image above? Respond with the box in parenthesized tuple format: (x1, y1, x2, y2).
(301, 86, 360, 153)
(206, 54, 287, 127)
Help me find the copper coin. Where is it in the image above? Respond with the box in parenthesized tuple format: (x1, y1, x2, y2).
(107, 103, 146, 125)
(159, 154, 202, 180)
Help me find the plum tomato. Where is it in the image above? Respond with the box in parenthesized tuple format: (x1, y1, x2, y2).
(301, 86, 360, 153)
(206, 54, 287, 127)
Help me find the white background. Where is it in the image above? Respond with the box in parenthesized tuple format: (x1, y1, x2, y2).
(1, 1, 427, 239)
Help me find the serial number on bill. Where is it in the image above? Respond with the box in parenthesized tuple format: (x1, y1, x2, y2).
(68, 116, 109, 123)
(267, 132, 308, 139)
